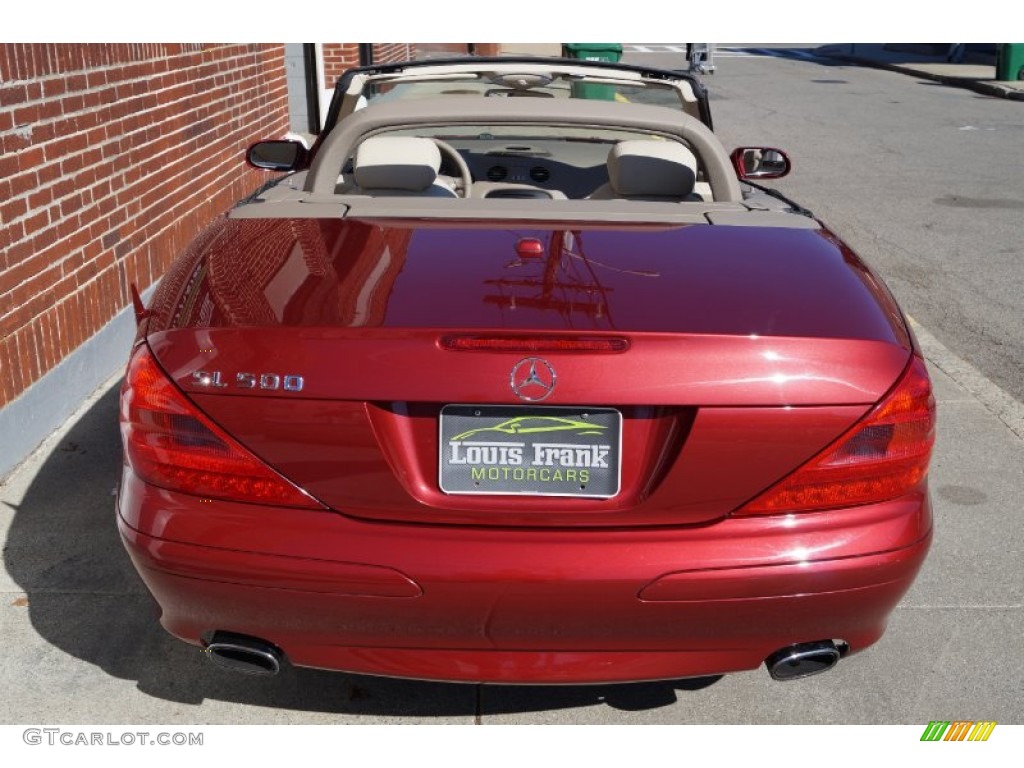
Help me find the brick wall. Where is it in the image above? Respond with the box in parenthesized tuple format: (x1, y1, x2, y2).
(0, 44, 290, 408)
(322, 44, 361, 86)
(372, 44, 415, 65)
(320, 44, 419, 86)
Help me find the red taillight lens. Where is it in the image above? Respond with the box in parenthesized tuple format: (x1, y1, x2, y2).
(737, 357, 935, 515)
(120, 346, 321, 508)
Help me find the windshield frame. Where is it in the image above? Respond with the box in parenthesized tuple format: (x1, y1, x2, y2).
(314, 57, 714, 153)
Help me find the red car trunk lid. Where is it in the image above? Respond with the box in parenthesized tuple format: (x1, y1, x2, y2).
(143, 218, 910, 527)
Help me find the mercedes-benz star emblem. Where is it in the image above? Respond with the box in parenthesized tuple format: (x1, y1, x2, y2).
(510, 357, 556, 402)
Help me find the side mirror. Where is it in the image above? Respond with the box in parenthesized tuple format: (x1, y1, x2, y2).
(246, 140, 309, 172)
(730, 147, 791, 180)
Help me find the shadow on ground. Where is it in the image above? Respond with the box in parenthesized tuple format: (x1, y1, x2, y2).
(4, 382, 720, 719)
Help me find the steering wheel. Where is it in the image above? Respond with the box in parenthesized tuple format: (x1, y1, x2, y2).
(432, 138, 473, 198)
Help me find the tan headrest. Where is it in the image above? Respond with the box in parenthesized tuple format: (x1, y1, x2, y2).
(607, 140, 697, 198)
(354, 136, 441, 191)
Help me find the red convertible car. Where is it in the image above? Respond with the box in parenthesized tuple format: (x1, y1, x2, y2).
(117, 58, 934, 684)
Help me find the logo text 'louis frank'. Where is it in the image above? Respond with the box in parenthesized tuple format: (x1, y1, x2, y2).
(449, 442, 611, 469)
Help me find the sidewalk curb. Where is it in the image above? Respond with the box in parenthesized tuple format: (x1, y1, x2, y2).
(909, 318, 1024, 442)
(825, 52, 1024, 101)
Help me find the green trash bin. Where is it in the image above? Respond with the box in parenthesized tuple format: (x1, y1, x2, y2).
(562, 43, 623, 100)
(996, 44, 1024, 81)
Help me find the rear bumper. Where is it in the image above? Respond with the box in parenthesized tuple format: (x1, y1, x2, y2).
(118, 469, 931, 683)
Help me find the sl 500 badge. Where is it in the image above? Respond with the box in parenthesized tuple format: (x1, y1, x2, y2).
(191, 371, 304, 392)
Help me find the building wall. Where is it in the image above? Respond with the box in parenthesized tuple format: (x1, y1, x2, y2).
(320, 44, 417, 87)
(372, 44, 415, 65)
(321, 44, 361, 86)
(0, 43, 291, 410)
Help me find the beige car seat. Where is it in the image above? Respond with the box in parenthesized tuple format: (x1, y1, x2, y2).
(352, 136, 458, 197)
(589, 140, 710, 201)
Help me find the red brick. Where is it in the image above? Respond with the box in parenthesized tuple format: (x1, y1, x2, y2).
(26, 328, 43, 385)
(59, 193, 87, 219)
(9, 259, 60, 303)
(19, 287, 56, 330)
(65, 293, 82, 349)
(21, 210, 49, 237)
(12, 103, 40, 125)
(0, 197, 29, 223)
(48, 176, 76, 202)
(4, 237, 34, 268)
(17, 147, 45, 173)
(51, 299, 66, 358)
(0, 342, 14, 407)
(17, 329, 37, 386)
(62, 93, 86, 113)
(68, 294, 86, 349)
(32, 224, 59, 254)
(35, 161, 61, 186)
(86, 70, 108, 88)
(36, 98, 63, 121)
(0, 131, 31, 155)
(58, 230, 90, 263)
(13, 329, 32, 390)
(0, 83, 30, 107)
(26, 121, 56, 145)
(4, 221, 26, 252)
(0, 152, 20, 178)
(28, 186, 53, 209)
(44, 132, 88, 161)
(4, 336, 25, 397)
(38, 310, 56, 370)
(0, 301, 29, 338)
(51, 269, 73, 300)
(41, 77, 68, 99)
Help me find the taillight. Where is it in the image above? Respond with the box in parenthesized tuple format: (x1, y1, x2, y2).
(737, 357, 935, 515)
(120, 345, 322, 508)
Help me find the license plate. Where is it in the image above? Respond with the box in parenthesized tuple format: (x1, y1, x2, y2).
(439, 405, 621, 498)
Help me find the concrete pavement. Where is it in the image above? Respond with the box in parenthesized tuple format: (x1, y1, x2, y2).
(818, 44, 1024, 101)
(509, 43, 1024, 102)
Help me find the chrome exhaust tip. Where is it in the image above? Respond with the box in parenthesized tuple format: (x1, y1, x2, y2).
(766, 640, 843, 681)
(205, 631, 283, 676)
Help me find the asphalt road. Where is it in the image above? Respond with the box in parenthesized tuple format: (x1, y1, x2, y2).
(625, 44, 1024, 404)
(1, 46, 1022, 729)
